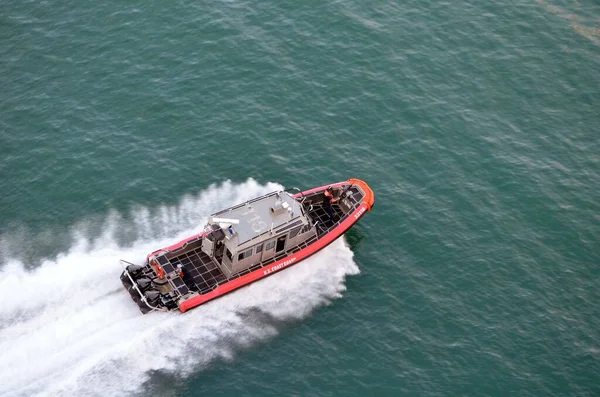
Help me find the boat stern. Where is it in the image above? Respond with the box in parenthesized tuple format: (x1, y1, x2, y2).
(119, 261, 177, 314)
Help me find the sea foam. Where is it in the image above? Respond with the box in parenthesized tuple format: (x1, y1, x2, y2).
(0, 179, 359, 397)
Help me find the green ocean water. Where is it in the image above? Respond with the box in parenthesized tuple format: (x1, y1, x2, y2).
(1, 0, 599, 396)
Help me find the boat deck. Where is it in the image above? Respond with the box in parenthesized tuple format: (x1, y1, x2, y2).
(169, 249, 227, 294)
(304, 185, 365, 236)
(155, 185, 365, 296)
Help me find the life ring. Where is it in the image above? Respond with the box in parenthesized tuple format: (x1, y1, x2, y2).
(151, 260, 166, 279)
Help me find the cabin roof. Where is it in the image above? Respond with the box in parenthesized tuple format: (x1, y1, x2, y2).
(210, 191, 306, 250)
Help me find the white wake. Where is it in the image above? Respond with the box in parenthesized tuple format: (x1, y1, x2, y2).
(0, 179, 359, 397)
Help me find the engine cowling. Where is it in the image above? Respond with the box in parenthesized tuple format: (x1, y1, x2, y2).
(125, 264, 144, 279)
(144, 291, 161, 306)
(136, 277, 152, 291)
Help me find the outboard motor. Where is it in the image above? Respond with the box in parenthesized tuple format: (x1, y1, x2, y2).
(136, 277, 152, 292)
(144, 291, 161, 307)
(137, 291, 161, 314)
(126, 264, 144, 279)
(128, 278, 152, 303)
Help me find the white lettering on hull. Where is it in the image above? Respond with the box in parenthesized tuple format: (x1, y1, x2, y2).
(354, 206, 366, 219)
(263, 257, 297, 276)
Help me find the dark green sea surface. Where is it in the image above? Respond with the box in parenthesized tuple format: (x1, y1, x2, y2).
(1, 0, 599, 396)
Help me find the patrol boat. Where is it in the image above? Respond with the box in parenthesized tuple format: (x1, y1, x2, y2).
(120, 178, 374, 313)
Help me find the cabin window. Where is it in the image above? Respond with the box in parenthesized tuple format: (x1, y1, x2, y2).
(299, 224, 308, 234)
(256, 244, 263, 254)
(265, 240, 275, 250)
(238, 248, 253, 261)
(289, 226, 301, 238)
(225, 248, 232, 261)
